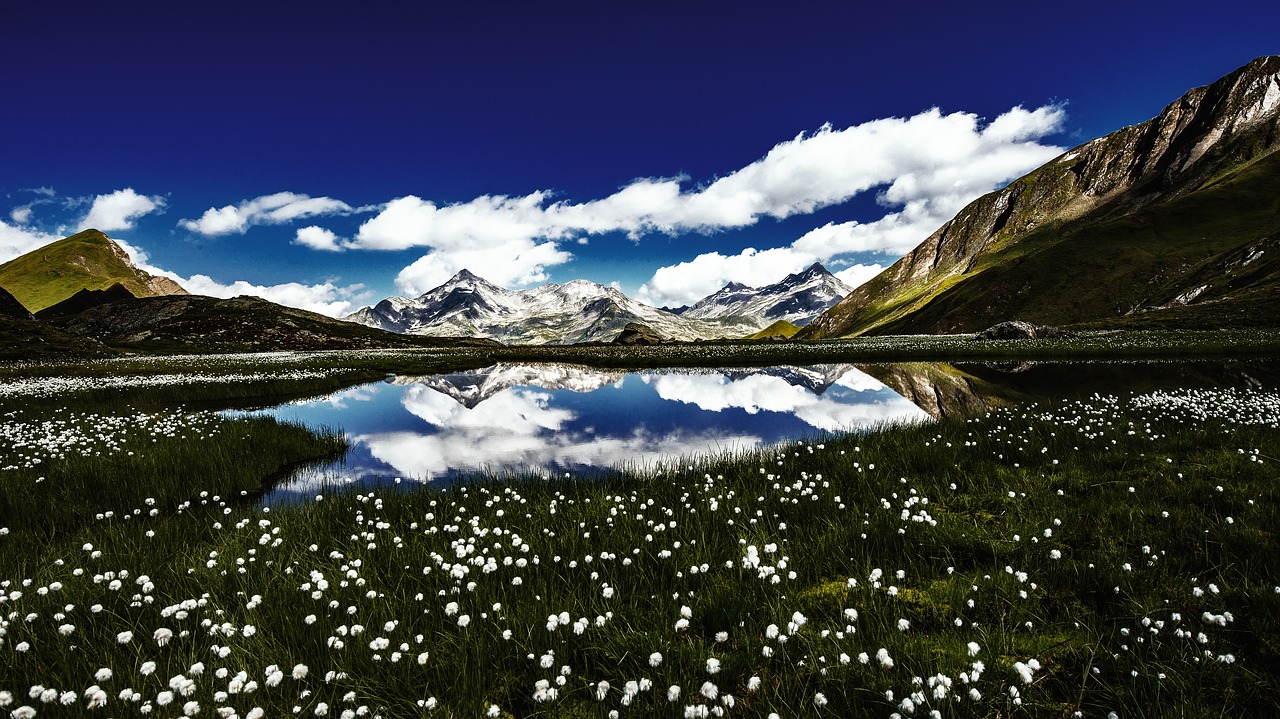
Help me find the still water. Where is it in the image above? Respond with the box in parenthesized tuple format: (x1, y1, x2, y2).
(240, 363, 925, 501)
(240, 360, 1279, 502)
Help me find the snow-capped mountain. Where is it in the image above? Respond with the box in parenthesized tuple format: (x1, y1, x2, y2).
(673, 262, 853, 329)
(344, 270, 757, 344)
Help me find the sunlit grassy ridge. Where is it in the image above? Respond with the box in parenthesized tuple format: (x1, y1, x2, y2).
(2, 388, 1277, 717)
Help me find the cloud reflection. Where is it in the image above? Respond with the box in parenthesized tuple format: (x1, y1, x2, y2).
(265, 363, 931, 493)
(645, 367, 929, 432)
(354, 385, 759, 479)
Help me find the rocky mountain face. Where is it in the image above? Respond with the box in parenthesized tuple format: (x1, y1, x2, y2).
(673, 262, 852, 330)
(801, 56, 1280, 338)
(0, 229, 187, 313)
(345, 270, 758, 344)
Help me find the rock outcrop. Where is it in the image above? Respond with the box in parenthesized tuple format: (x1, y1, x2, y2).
(611, 322, 667, 345)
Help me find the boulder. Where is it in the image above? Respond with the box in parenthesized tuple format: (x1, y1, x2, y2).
(975, 321, 1077, 340)
(612, 322, 666, 345)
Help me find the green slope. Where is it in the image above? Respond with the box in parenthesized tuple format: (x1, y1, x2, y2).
(0, 229, 185, 312)
(746, 319, 801, 339)
(872, 149, 1280, 333)
(799, 56, 1280, 338)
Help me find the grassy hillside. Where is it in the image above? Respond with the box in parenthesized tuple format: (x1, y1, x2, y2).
(872, 150, 1280, 334)
(746, 319, 801, 339)
(0, 229, 184, 312)
(800, 57, 1280, 338)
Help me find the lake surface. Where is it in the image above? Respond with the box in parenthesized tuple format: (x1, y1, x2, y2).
(241, 360, 1280, 503)
(240, 363, 928, 501)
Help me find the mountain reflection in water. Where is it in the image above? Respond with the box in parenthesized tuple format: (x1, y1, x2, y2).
(247, 363, 928, 501)
(246, 359, 1278, 503)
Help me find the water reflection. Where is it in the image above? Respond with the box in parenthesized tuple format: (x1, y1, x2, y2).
(248, 363, 929, 501)
(860, 360, 1280, 419)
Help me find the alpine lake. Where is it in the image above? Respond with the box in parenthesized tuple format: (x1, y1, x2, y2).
(233, 359, 1280, 503)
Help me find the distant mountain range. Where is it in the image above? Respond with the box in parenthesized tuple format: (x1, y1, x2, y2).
(800, 56, 1280, 338)
(669, 262, 852, 325)
(344, 263, 850, 344)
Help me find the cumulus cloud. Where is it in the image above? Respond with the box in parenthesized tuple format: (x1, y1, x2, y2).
(179, 192, 355, 236)
(178, 274, 371, 317)
(294, 225, 346, 252)
(833, 263, 886, 290)
(108, 238, 369, 317)
(0, 220, 63, 263)
(395, 239, 575, 296)
(634, 105, 1066, 306)
(301, 103, 1062, 300)
(77, 188, 167, 232)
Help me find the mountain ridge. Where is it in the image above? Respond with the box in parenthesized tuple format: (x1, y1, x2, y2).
(0, 229, 187, 313)
(674, 262, 852, 328)
(799, 56, 1280, 338)
(346, 262, 850, 344)
(344, 271, 761, 344)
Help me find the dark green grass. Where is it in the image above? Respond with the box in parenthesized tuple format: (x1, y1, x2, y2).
(0, 409, 346, 538)
(1, 390, 1277, 717)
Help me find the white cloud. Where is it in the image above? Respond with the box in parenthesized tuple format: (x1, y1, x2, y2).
(178, 275, 369, 317)
(294, 225, 346, 252)
(77, 188, 166, 232)
(832, 263, 885, 290)
(633, 105, 1067, 306)
(0, 220, 63, 264)
(107, 238, 369, 317)
(636, 247, 818, 307)
(10, 206, 32, 224)
(179, 192, 355, 236)
(306, 103, 1063, 301)
(395, 239, 574, 296)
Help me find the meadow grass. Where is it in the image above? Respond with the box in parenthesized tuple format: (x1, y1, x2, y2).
(1, 386, 1278, 717)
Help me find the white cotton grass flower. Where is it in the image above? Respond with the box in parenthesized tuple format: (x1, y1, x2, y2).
(706, 657, 721, 674)
(292, 664, 309, 680)
(649, 652, 663, 667)
(967, 641, 981, 657)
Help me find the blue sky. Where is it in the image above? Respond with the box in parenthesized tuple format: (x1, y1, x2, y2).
(2, 1, 1275, 315)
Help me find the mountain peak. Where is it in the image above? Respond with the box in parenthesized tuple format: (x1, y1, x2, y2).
(449, 269, 481, 282)
(0, 230, 187, 313)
